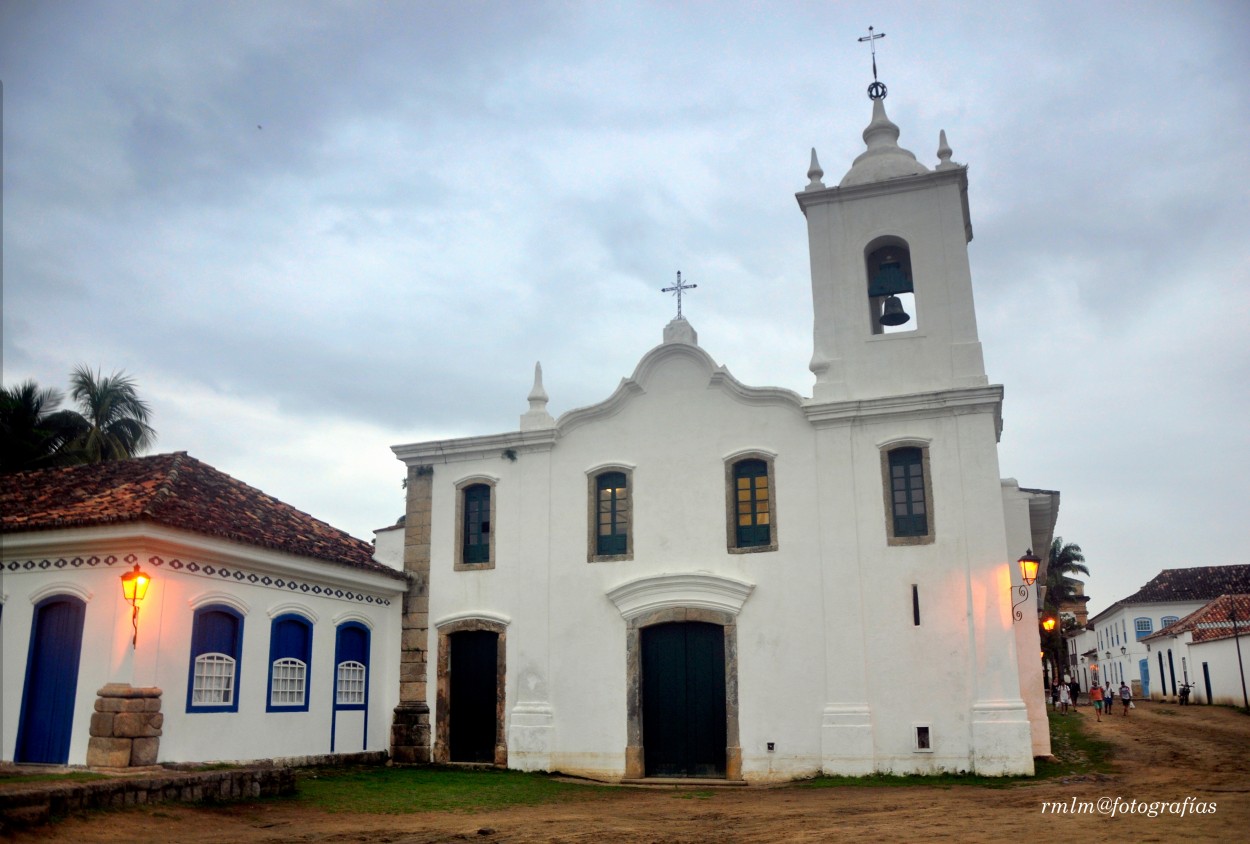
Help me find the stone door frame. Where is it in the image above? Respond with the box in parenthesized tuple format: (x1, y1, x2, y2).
(434, 617, 507, 766)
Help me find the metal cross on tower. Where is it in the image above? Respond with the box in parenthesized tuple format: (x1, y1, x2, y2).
(661, 271, 697, 319)
(857, 25, 887, 100)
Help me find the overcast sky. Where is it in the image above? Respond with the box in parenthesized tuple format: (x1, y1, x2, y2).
(3, 1, 1248, 616)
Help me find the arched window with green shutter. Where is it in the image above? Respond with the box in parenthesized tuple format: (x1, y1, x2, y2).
(462, 483, 491, 565)
(596, 471, 629, 555)
(734, 459, 771, 548)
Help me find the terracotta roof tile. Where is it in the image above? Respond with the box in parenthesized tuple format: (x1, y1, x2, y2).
(1120, 565, 1250, 605)
(1145, 594, 1250, 644)
(0, 452, 404, 581)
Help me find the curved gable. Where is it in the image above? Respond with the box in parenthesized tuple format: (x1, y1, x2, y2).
(558, 340, 804, 435)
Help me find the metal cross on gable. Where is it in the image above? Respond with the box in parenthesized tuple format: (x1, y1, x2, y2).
(661, 271, 697, 319)
(857, 25, 888, 100)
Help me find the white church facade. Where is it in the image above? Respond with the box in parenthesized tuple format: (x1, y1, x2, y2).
(388, 90, 1058, 781)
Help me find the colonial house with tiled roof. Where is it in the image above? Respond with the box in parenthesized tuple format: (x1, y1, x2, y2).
(1075, 566, 1250, 701)
(0, 452, 406, 768)
(1143, 594, 1250, 706)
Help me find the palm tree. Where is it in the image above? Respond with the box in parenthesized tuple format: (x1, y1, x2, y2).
(0, 380, 83, 473)
(1044, 537, 1089, 615)
(1041, 537, 1089, 687)
(62, 366, 156, 463)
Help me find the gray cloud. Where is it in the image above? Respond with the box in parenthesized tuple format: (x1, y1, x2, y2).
(4, 0, 1248, 611)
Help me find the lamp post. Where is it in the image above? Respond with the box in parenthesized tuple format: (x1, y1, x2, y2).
(1011, 550, 1041, 623)
(120, 563, 151, 648)
(1231, 601, 1249, 710)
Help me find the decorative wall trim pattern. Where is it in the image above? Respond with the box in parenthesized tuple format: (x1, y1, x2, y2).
(2, 554, 392, 607)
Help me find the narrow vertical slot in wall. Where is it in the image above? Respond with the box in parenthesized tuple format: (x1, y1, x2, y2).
(911, 584, 920, 626)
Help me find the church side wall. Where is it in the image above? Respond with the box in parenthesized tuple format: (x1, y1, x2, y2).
(818, 407, 1029, 775)
(1002, 481, 1051, 757)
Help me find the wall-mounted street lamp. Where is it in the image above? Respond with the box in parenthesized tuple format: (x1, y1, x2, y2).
(1011, 549, 1042, 623)
(120, 563, 151, 648)
(1042, 617, 1058, 632)
(1120, 646, 1127, 656)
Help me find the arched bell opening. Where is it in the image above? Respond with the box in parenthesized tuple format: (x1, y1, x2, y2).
(864, 238, 917, 335)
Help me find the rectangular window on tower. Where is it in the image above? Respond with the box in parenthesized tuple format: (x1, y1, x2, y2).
(881, 445, 935, 546)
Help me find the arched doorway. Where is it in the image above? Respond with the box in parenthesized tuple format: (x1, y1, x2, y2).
(16, 595, 87, 763)
(641, 621, 727, 778)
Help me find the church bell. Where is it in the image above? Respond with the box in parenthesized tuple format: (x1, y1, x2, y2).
(879, 295, 910, 326)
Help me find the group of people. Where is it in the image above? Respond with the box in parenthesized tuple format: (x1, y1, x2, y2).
(1051, 680, 1133, 722)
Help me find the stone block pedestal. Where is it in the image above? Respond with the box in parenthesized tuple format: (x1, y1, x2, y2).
(86, 684, 163, 768)
(390, 702, 431, 764)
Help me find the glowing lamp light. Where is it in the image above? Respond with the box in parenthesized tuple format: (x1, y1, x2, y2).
(1042, 617, 1058, 632)
(120, 563, 151, 648)
(1017, 550, 1041, 586)
(121, 564, 151, 603)
(1010, 549, 1042, 624)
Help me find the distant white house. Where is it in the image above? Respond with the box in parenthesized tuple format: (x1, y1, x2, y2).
(0, 452, 407, 767)
(1143, 594, 1250, 706)
(1077, 566, 1250, 700)
(387, 89, 1059, 781)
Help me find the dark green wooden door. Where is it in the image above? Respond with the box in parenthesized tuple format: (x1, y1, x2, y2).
(641, 622, 727, 778)
(449, 630, 498, 763)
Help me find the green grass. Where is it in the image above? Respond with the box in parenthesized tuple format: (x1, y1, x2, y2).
(0, 771, 109, 786)
(1034, 710, 1113, 778)
(295, 766, 610, 814)
(286, 712, 1117, 812)
(802, 710, 1113, 789)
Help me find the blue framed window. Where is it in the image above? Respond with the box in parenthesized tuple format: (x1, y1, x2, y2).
(1161, 615, 1179, 628)
(733, 459, 772, 548)
(187, 604, 244, 713)
(267, 614, 312, 712)
(334, 622, 370, 711)
(1134, 617, 1153, 640)
(888, 447, 928, 537)
(462, 484, 491, 565)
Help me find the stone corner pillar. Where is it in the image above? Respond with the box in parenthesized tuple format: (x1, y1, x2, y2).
(391, 463, 434, 764)
(87, 684, 163, 768)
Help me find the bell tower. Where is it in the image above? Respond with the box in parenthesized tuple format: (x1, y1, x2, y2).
(797, 82, 987, 403)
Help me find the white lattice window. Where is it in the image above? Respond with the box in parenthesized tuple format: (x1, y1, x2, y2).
(270, 658, 307, 706)
(336, 660, 366, 705)
(193, 653, 236, 705)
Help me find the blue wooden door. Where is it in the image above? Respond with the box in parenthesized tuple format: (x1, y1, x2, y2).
(16, 595, 86, 763)
(1139, 659, 1150, 697)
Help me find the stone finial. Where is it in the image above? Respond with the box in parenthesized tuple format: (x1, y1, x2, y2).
(663, 317, 698, 346)
(805, 148, 826, 190)
(935, 129, 958, 170)
(839, 97, 928, 187)
(520, 362, 555, 431)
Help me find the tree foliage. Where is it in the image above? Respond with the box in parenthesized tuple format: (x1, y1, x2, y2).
(0, 367, 156, 473)
(1044, 537, 1089, 614)
(1040, 536, 1089, 686)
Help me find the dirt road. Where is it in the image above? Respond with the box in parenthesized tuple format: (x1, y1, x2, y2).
(18, 702, 1250, 842)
